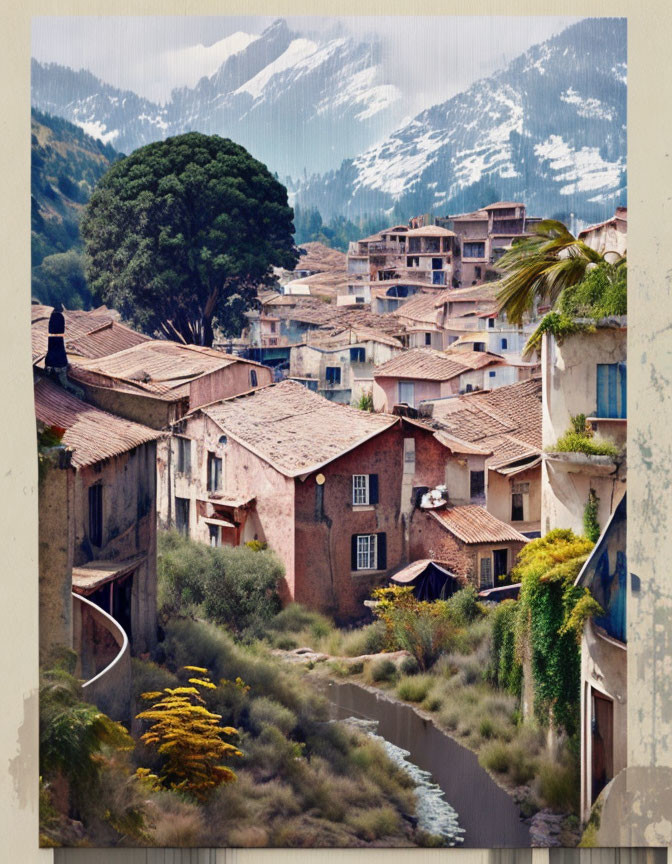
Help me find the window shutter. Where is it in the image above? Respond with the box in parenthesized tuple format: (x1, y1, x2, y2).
(369, 474, 379, 505)
(377, 533, 387, 570)
(597, 364, 608, 417)
(618, 362, 627, 418)
(351, 535, 358, 571)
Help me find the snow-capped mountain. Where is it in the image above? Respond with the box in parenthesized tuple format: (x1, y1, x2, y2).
(31, 19, 405, 178)
(297, 18, 627, 224)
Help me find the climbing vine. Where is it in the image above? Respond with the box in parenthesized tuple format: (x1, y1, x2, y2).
(523, 312, 595, 358)
(583, 489, 601, 543)
(508, 530, 595, 736)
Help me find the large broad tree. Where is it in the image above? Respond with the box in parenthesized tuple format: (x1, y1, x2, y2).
(495, 219, 625, 325)
(81, 132, 299, 345)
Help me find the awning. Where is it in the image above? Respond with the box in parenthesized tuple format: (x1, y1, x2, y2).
(494, 456, 542, 476)
(72, 554, 145, 595)
(203, 517, 235, 529)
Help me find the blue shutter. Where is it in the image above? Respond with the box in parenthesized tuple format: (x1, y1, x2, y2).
(608, 363, 618, 418)
(618, 362, 627, 419)
(597, 363, 627, 418)
(597, 365, 608, 417)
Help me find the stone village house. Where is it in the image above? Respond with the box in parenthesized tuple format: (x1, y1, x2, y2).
(35, 374, 162, 720)
(167, 379, 528, 617)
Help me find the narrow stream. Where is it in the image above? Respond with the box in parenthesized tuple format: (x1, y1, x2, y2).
(321, 679, 531, 848)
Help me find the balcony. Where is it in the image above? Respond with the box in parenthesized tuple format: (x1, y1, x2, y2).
(73, 593, 132, 722)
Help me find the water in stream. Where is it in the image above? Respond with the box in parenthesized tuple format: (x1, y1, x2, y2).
(322, 678, 531, 848)
(339, 716, 465, 846)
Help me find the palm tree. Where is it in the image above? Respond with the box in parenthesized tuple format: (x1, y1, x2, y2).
(495, 219, 624, 324)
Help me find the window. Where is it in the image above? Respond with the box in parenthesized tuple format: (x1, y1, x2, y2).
(488, 318, 495, 329)
(351, 533, 387, 571)
(480, 556, 493, 588)
(88, 484, 103, 547)
(250, 369, 258, 388)
(355, 296, 365, 304)
(511, 481, 530, 522)
(470, 470, 485, 500)
(352, 474, 378, 506)
(403, 438, 416, 475)
(596, 362, 627, 418)
(431, 257, 443, 270)
(465, 384, 473, 393)
(493, 549, 508, 580)
(208, 524, 221, 547)
(475, 266, 482, 279)
(176, 437, 191, 476)
(406, 256, 420, 268)
(424, 332, 432, 346)
(207, 453, 222, 493)
(473, 342, 486, 352)
(500, 338, 508, 350)
(325, 366, 341, 386)
(463, 242, 485, 258)
(175, 497, 190, 536)
(432, 271, 446, 285)
(350, 347, 365, 363)
(270, 322, 276, 334)
(489, 370, 496, 378)
(398, 381, 415, 407)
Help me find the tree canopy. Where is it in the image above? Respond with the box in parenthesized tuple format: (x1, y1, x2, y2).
(81, 132, 299, 345)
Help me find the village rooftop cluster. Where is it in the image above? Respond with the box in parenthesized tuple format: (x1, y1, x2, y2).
(35, 202, 627, 827)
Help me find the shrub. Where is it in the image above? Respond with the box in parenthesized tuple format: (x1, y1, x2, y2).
(340, 620, 387, 656)
(489, 600, 523, 696)
(479, 741, 511, 773)
(422, 693, 443, 712)
(348, 806, 399, 840)
(371, 586, 458, 670)
(538, 757, 580, 812)
(551, 431, 620, 458)
(583, 488, 601, 542)
(399, 655, 420, 676)
(396, 675, 434, 703)
(270, 603, 333, 637)
(157, 531, 284, 637)
(445, 585, 482, 626)
(368, 658, 398, 683)
(248, 698, 297, 736)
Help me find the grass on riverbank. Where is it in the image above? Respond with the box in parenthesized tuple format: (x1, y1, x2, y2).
(267, 599, 579, 817)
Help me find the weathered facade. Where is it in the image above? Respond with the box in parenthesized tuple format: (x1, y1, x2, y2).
(541, 321, 627, 535)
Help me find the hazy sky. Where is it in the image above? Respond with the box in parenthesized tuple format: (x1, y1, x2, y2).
(32, 16, 580, 110)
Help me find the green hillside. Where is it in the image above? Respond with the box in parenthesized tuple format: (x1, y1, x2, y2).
(31, 109, 122, 308)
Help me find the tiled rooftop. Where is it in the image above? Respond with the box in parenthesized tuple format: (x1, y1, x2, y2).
(390, 290, 452, 325)
(294, 242, 347, 273)
(32, 306, 119, 365)
(71, 341, 263, 400)
(34, 376, 161, 468)
(198, 380, 398, 477)
(374, 348, 501, 382)
(430, 505, 530, 545)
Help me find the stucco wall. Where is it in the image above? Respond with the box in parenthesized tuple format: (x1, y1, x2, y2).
(293, 423, 404, 619)
(580, 620, 628, 822)
(189, 361, 273, 410)
(373, 376, 444, 411)
(487, 464, 541, 528)
(77, 380, 175, 430)
(38, 453, 75, 665)
(74, 442, 157, 652)
(541, 457, 626, 536)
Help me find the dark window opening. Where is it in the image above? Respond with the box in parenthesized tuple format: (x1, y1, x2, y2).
(175, 497, 190, 536)
(176, 437, 191, 476)
(207, 453, 222, 493)
(475, 266, 482, 279)
(511, 493, 524, 521)
(325, 366, 341, 385)
(250, 369, 258, 388)
(473, 342, 486, 352)
(488, 318, 495, 328)
(431, 257, 443, 270)
(88, 484, 103, 547)
(463, 242, 485, 258)
(350, 347, 365, 363)
(501, 338, 508, 350)
(493, 549, 508, 579)
(208, 524, 221, 547)
(424, 332, 432, 346)
(489, 370, 496, 378)
(470, 470, 485, 499)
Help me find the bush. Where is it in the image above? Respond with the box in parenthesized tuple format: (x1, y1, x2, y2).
(158, 531, 284, 638)
(270, 603, 333, 637)
(347, 806, 399, 840)
(489, 600, 523, 696)
(479, 741, 536, 785)
(249, 698, 297, 736)
(445, 585, 482, 626)
(399, 655, 420, 676)
(340, 620, 387, 657)
(368, 658, 398, 683)
(396, 675, 434, 703)
(538, 757, 580, 812)
(551, 431, 620, 458)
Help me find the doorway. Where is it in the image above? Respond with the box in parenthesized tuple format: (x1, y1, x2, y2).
(591, 689, 614, 804)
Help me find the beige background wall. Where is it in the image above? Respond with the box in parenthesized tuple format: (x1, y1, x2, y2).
(2, 1, 671, 862)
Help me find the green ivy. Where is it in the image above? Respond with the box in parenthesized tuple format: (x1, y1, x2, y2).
(489, 600, 523, 697)
(583, 489, 601, 542)
(511, 529, 595, 736)
(523, 312, 595, 358)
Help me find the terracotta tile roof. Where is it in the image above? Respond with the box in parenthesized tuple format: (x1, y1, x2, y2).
(425, 378, 542, 468)
(34, 376, 161, 468)
(374, 348, 502, 382)
(373, 348, 471, 382)
(32, 307, 117, 365)
(272, 298, 404, 337)
(295, 242, 347, 273)
(484, 201, 525, 210)
(448, 210, 488, 221)
(404, 225, 456, 237)
(286, 270, 367, 298)
(198, 380, 398, 477)
(429, 505, 530, 544)
(65, 321, 151, 359)
(435, 283, 501, 306)
(70, 341, 263, 401)
(307, 326, 403, 350)
(390, 290, 452, 325)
